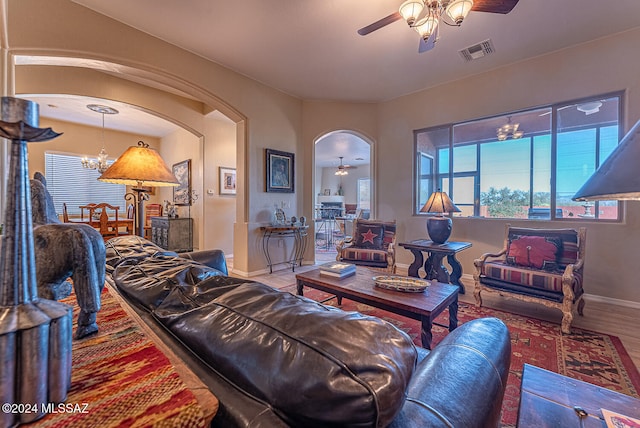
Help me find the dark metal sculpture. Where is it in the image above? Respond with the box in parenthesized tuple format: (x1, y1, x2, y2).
(0, 97, 72, 425)
(30, 172, 106, 339)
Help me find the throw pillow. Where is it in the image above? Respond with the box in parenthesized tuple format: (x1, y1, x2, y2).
(355, 224, 384, 249)
(506, 235, 561, 270)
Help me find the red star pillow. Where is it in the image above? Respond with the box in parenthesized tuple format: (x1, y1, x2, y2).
(355, 224, 384, 249)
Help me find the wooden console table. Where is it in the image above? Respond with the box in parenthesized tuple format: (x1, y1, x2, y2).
(399, 240, 471, 294)
(517, 364, 640, 427)
(260, 225, 309, 273)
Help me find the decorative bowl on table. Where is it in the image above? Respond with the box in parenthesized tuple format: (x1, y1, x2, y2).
(372, 276, 429, 293)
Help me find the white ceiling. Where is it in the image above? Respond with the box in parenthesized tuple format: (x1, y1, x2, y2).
(71, 0, 640, 102)
(19, 94, 180, 138)
(316, 132, 371, 168)
(20, 0, 640, 160)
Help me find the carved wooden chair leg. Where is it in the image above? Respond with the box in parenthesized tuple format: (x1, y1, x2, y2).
(577, 297, 586, 316)
(473, 286, 483, 307)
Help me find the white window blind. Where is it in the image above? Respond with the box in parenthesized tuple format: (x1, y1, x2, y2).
(44, 152, 126, 216)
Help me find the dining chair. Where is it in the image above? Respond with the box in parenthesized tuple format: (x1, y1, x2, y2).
(79, 203, 98, 222)
(144, 203, 163, 240)
(62, 203, 70, 223)
(91, 203, 121, 241)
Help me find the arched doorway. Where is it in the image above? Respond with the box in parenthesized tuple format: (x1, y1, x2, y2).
(313, 130, 373, 263)
(10, 59, 243, 259)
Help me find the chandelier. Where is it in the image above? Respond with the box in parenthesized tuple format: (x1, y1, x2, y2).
(399, 0, 474, 43)
(81, 104, 118, 173)
(496, 116, 524, 141)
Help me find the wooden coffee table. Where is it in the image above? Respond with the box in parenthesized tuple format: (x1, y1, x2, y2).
(517, 364, 640, 427)
(295, 267, 459, 349)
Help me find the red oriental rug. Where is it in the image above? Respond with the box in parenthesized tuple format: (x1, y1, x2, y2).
(285, 286, 640, 428)
(30, 286, 206, 428)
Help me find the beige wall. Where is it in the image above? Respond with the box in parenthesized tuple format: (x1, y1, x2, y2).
(317, 165, 370, 205)
(27, 118, 160, 183)
(4, 0, 640, 304)
(203, 112, 237, 256)
(5, 0, 303, 275)
(373, 28, 640, 305)
(158, 128, 202, 249)
(301, 29, 640, 305)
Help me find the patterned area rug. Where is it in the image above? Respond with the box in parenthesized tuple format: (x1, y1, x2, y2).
(31, 287, 205, 427)
(285, 286, 640, 427)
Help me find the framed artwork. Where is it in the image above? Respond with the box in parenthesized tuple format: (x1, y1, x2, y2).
(172, 159, 191, 205)
(266, 149, 294, 193)
(323, 189, 331, 196)
(219, 167, 237, 195)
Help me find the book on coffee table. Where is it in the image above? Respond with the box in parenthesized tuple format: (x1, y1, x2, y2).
(320, 269, 356, 279)
(319, 262, 356, 278)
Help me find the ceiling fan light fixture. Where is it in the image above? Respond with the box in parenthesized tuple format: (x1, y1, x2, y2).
(399, 0, 425, 26)
(577, 101, 603, 115)
(415, 16, 438, 40)
(497, 116, 524, 141)
(335, 156, 350, 176)
(446, 0, 474, 25)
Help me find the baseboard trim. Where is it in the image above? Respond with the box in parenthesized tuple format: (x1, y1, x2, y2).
(583, 293, 640, 309)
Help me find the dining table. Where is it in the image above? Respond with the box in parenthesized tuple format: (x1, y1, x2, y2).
(76, 204, 135, 235)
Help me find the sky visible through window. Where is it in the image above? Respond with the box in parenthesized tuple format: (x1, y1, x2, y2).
(417, 93, 622, 220)
(451, 127, 618, 198)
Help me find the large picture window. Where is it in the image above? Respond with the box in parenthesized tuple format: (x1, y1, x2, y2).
(414, 92, 623, 221)
(45, 152, 126, 216)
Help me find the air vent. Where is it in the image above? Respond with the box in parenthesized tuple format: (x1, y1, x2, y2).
(459, 39, 495, 62)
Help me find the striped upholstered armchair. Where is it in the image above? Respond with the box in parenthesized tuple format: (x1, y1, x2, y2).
(335, 218, 396, 273)
(473, 224, 586, 334)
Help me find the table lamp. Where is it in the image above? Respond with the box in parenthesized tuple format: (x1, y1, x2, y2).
(98, 140, 179, 237)
(420, 189, 461, 244)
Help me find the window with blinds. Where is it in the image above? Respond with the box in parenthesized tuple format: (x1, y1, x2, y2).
(44, 152, 126, 215)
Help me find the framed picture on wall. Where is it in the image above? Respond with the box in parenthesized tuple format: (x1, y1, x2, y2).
(266, 149, 294, 193)
(172, 159, 191, 205)
(219, 167, 237, 195)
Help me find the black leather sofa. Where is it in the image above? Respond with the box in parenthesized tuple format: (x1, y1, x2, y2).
(105, 236, 511, 428)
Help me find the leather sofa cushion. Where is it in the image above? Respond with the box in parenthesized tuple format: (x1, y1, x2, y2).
(113, 255, 417, 427)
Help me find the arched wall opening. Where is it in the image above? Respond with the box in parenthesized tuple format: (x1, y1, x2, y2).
(312, 129, 375, 262)
(8, 58, 244, 259)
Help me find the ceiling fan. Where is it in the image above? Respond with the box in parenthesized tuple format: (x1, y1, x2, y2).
(335, 156, 357, 176)
(538, 100, 608, 117)
(358, 0, 520, 54)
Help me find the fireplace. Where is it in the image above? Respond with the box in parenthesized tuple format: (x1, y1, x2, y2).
(320, 201, 343, 219)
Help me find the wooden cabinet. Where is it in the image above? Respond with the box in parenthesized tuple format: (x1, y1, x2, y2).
(150, 217, 193, 252)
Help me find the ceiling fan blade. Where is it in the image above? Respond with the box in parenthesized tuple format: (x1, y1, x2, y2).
(418, 27, 438, 53)
(358, 12, 402, 36)
(471, 0, 520, 14)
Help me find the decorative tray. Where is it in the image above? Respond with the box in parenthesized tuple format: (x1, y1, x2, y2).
(372, 276, 429, 293)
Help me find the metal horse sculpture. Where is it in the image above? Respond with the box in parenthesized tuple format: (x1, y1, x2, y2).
(30, 172, 106, 339)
